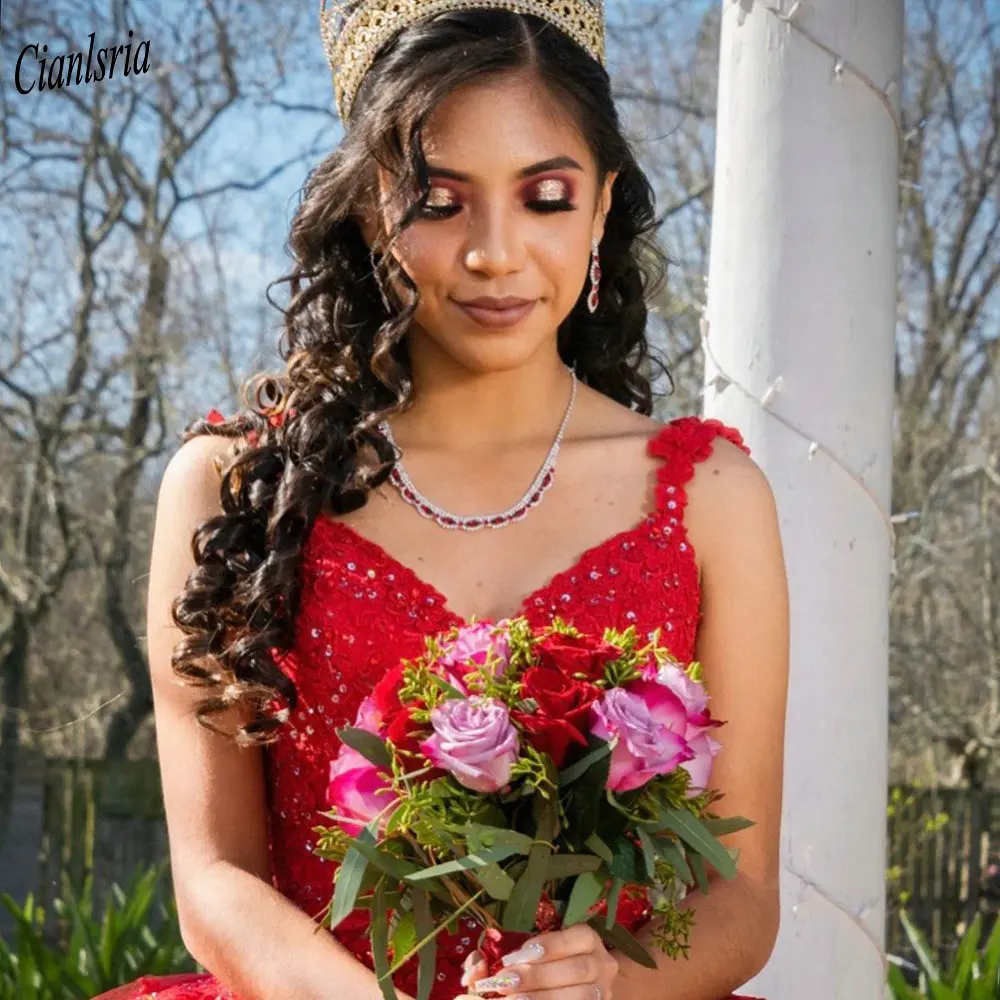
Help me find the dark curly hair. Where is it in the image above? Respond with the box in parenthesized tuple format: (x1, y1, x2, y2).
(170, 9, 673, 745)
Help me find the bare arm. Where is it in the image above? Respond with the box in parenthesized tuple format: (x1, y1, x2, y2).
(614, 440, 790, 999)
(149, 435, 411, 1000)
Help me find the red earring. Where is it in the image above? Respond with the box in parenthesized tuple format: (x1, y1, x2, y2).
(587, 236, 601, 313)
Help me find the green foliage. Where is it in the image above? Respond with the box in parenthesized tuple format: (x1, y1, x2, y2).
(886, 912, 1000, 999)
(0, 863, 195, 1000)
(886, 785, 950, 910)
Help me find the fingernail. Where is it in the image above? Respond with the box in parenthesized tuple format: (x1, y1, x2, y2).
(501, 942, 545, 967)
(460, 955, 484, 988)
(472, 972, 521, 993)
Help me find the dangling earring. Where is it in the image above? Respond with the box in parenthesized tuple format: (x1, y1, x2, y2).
(587, 236, 602, 314)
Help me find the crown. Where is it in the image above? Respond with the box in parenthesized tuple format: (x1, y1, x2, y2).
(320, 0, 606, 122)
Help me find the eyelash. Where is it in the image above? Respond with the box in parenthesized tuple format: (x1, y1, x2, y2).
(417, 197, 576, 220)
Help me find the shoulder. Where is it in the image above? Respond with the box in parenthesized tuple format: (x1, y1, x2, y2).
(643, 415, 779, 578)
(155, 431, 236, 521)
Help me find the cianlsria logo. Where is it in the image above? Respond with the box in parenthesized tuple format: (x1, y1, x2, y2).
(14, 30, 151, 95)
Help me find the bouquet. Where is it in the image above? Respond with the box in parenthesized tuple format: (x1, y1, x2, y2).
(313, 617, 752, 1000)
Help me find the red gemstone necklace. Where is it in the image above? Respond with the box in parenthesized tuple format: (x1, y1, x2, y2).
(378, 365, 577, 531)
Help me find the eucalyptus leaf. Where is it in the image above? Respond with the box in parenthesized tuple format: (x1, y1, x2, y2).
(336, 726, 393, 768)
(370, 881, 400, 1000)
(404, 844, 524, 882)
(557, 743, 611, 786)
(635, 828, 658, 883)
(412, 889, 436, 1000)
(473, 863, 516, 900)
(646, 807, 736, 880)
(331, 822, 377, 931)
(463, 824, 534, 855)
(584, 833, 613, 864)
(349, 839, 420, 881)
(544, 854, 603, 880)
(504, 843, 552, 932)
(563, 871, 605, 927)
(605, 877, 624, 930)
(588, 917, 658, 970)
(688, 853, 709, 895)
(702, 816, 755, 837)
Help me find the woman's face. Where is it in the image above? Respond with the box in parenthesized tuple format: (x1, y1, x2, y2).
(361, 70, 617, 374)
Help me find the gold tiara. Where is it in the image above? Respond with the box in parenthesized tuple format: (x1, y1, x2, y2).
(320, 0, 606, 122)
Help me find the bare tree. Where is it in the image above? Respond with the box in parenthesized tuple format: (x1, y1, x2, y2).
(888, 0, 1000, 787)
(0, 0, 328, 806)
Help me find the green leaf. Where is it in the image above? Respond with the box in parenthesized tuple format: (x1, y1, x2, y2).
(390, 911, 418, 965)
(927, 983, 959, 1000)
(564, 746, 611, 843)
(688, 854, 709, 895)
(503, 843, 552, 932)
(646, 808, 736, 880)
(900, 909, 940, 981)
(563, 871, 605, 927)
(557, 743, 612, 786)
(404, 844, 524, 882)
(635, 829, 658, 883)
(473, 864, 516, 900)
(336, 726, 393, 768)
(608, 837, 645, 884)
(702, 816, 755, 837)
(371, 880, 400, 1000)
(886, 964, 923, 1000)
(605, 877, 624, 930)
(349, 839, 420, 881)
(533, 786, 559, 843)
(412, 889, 436, 1000)
(981, 906, 1000, 983)
(585, 834, 613, 864)
(463, 824, 534, 855)
(331, 821, 377, 931)
(945, 912, 981, 993)
(544, 854, 603, 879)
(651, 838, 693, 885)
(588, 917, 658, 970)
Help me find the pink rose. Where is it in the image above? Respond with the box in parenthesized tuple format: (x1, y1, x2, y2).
(643, 662, 709, 718)
(355, 695, 383, 733)
(326, 746, 397, 835)
(637, 663, 722, 795)
(438, 621, 511, 678)
(421, 697, 519, 793)
(590, 683, 693, 792)
(682, 729, 722, 795)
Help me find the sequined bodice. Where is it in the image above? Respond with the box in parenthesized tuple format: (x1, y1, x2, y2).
(264, 416, 749, 999)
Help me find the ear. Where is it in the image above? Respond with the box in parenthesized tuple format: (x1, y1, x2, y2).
(593, 170, 618, 244)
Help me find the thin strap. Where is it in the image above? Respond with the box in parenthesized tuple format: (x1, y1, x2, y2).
(648, 416, 751, 518)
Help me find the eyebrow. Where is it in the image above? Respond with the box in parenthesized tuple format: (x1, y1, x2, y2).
(425, 155, 584, 182)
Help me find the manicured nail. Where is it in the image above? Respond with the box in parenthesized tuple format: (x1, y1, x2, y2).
(461, 953, 484, 987)
(501, 942, 545, 967)
(472, 972, 521, 993)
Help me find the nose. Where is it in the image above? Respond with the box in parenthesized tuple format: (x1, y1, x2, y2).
(462, 202, 525, 277)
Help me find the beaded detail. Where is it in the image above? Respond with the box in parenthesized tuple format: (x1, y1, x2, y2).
(320, 0, 606, 120)
(92, 416, 753, 1000)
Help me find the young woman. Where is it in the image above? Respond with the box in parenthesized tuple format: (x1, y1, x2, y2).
(96, 3, 789, 999)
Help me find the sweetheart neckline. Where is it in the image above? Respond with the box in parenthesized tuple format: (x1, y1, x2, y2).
(312, 506, 680, 627)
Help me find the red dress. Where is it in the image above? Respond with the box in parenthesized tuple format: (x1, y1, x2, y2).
(97, 416, 763, 1000)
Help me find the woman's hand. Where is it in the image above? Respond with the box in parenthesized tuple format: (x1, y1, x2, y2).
(465, 926, 618, 1000)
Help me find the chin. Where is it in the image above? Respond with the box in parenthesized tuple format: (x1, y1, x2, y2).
(415, 324, 559, 375)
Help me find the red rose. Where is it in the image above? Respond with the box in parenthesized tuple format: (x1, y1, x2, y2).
(371, 663, 408, 717)
(535, 632, 623, 683)
(513, 666, 600, 767)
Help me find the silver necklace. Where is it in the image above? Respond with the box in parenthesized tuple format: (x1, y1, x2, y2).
(378, 365, 577, 531)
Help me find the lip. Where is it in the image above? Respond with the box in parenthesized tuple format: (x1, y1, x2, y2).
(452, 297, 537, 329)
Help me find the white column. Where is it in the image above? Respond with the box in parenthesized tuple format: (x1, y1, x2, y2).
(702, 2, 903, 997)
